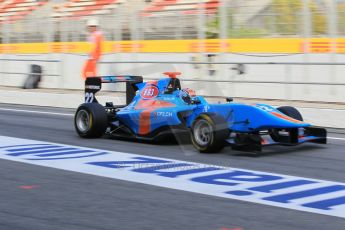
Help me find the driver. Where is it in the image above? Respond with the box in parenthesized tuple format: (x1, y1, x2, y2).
(180, 88, 197, 104)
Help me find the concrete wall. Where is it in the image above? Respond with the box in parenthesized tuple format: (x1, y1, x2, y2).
(0, 52, 344, 103)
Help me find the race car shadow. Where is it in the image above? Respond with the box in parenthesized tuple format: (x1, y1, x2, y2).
(104, 134, 326, 157)
(104, 132, 192, 146)
(104, 133, 198, 155)
(231, 144, 327, 158)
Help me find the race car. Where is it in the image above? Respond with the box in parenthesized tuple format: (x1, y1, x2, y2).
(74, 72, 327, 153)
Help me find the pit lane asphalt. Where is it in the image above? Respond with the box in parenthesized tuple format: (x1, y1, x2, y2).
(0, 103, 344, 230)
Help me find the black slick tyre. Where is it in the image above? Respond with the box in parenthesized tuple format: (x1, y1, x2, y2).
(191, 114, 229, 153)
(74, 103, 108, 138)
(276, 106, 303, 121)
(270, 106, 303, 142)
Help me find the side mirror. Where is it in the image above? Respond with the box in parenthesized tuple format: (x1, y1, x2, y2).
(192, 98, 201, 104)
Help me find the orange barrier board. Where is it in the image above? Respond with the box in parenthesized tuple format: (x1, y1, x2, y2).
(1, 38, 345, 54)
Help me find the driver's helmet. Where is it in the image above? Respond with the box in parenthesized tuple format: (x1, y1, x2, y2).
(180, 88, 196, 104)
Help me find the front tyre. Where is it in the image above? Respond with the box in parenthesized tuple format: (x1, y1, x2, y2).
(276, 106, 303, 121)
(74, 103, 107, 138)
(270, 106, 303, 142)
(191, 114, 229, 153)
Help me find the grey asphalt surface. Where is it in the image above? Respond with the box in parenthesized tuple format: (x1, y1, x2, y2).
(0, 103, 345, 230)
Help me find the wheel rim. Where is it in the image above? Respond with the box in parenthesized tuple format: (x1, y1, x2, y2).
(194, 119, 213, 146)
(76, 109, 91, 133)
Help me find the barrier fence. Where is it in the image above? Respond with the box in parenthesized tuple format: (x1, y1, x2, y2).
(99, 60, 345, 86)
(97, 59, 345, 102)
(1, 0, 345, 43)
(0, 58, 344, 85)
(0, 55, 344, 102)
(0, 58, 60, 77)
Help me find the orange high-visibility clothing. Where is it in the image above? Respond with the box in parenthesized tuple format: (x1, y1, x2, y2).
(82, 30, 103, 79)
(89, 30, 103, 61)
(82, 59, 97, 79)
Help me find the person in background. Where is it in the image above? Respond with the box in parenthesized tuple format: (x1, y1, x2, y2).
(82, 18, 104, 79)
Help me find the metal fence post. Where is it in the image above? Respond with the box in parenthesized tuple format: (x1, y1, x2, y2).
(329, 0, 338, 96)
(115, 7, 122, 64)
(197, 2, 206, 42)
(5, 23, 10, 44)
(219, 0, 229, 97)
(130, 10, 139, 76)
(176, 12, 182, 40)
(197, 1, 206, 79)
(302, 0, 311, 95)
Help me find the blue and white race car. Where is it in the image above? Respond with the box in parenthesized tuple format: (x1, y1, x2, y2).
(74, 72, 327, 153)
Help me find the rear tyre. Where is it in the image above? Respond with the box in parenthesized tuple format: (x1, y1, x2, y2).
(74, 103, 108, 138)
(191, 114, 230, 153)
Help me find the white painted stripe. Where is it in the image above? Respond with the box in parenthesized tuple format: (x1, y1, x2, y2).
(0, 107, 73, 116)
(1, 135, 345, 218)
(328, 137, 345, 141)
(2, 106, 345, 143)
(1, 107, 345, 141)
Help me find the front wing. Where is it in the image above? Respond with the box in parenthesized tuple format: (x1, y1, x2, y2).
(226, 126, 327, 152)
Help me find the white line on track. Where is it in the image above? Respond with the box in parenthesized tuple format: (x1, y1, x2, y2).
(0, 107, 73, 116)
(328, 137, 345, 141)
(1, 107, 345, 141)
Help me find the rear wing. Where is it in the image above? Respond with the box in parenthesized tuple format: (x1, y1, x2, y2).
(85, 76, 143, 105)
